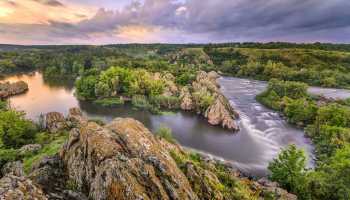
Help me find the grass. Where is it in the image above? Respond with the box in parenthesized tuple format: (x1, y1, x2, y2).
(23, 134, 68, 173)
(94, 97, 125, 107)
(156, 125, 177, 144)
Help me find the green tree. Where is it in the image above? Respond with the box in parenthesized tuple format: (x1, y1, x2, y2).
(75, 75, 97, 100)
(268, 145, 307, 195)
(0, 110, 37, 148)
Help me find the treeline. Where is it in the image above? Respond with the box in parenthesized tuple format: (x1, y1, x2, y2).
(203, 47, 350, 88)
(257, 79, 350, 199)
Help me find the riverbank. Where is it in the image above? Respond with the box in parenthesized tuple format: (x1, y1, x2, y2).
(1, 71, 316, 177)
(0, 108, 296, 199)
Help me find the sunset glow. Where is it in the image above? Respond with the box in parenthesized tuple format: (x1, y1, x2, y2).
(0, 0, 349, 44)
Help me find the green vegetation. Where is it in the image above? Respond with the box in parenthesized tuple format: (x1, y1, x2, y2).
(0, 100, 67, 175)
(23, 133, 67, 173)
(203, 47, 350, 88)
(268, 145, 308, 196)
(155, 125, 177, 144)
(259, 79, 350, 199)
(0, 110, 37, 148)
(93, 97, 125, 107)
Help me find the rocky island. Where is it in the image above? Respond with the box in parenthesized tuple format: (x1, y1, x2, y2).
(0, 81, 28, 99)
(0, 108, 295, 200)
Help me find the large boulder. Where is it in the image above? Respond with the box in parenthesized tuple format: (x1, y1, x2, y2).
(204, 94, 239, 131)
(61, 117, 198, 200)
(45, 112, 67, 133)
(184, 71, 239, 131)
(0, 81, 28, 98)
(0, 174, 47, 200)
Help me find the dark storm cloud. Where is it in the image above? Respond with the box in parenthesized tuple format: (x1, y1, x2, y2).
(68, 0, 350, 42)
(2, 0, 350, 44)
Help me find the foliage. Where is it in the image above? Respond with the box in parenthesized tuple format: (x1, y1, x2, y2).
(0, 110, 37, 148)
(268, 145, 308, 195)
(192, 89, 215, 112)
(155, 125, 177, 144)
(0, 148, 19, 173)
(23, 134, 67, 173)
(75, 75, 98, 100)
(94, 97, 125, 107)
(0, 100, 7, 111)
(283, 97, 318, 126)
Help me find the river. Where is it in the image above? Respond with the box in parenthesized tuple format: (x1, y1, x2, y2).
(4, 72, 345, 176)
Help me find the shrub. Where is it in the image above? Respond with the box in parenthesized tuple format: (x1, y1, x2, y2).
(268, 79, 308, 99)
(316, 103, 350, 127)
(0, 148, 19, 173)
(268, 145, 307, 194)
(156, 125, 177, 144)
(0, 100, 7, 110)
(283, 98, 318, 126)
(0, 110, 37, 148)
(75, 75, 97, 100)
(150, 95, 180, 109)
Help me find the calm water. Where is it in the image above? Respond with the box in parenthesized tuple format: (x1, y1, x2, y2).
(1, 72, 325, 176)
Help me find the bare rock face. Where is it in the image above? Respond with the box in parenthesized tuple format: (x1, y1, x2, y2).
(61, 116, 198, 200)
(180, 86, 194, 110)
(204, 94, 239, 131)
(45, 112, 67, 133)
(0, 174, 47, 200)
(1, 161, 24, 177)
(182, 71, 239, 131)
(0, 81, 28, 98)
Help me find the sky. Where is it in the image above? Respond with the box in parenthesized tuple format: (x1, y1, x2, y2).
(0, 0, 349, 45)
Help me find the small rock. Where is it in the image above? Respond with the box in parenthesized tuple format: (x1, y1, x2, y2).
(19, 144, 42, 155)
(1, 161, 24, 177)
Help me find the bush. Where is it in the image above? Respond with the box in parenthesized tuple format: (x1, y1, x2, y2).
(150, 95, 180, 109)
(193, 89, 215, 112)
(256, 90, 282, 110)
(268, 79, 308, 99)
(0, 148, 19, 173)
(316, 103, 350, 127)
(75, 75, 97, 100)
(0, 110, 37, 148)
(283, 98, 318, 126)
(268, 145, 307, 194)
(156, 125, 177, 144)
(0, 100, 7, 110)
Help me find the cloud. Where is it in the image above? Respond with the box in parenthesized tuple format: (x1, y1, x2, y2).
(32, 0, 65, 7)
(0, 0, 350, 44)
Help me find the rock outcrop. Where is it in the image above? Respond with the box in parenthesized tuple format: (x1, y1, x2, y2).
(179, 71, 239, 131)
(61, 111, 198, 200)
(0, 108, 295, 199)
(0, 81, 28, 98)
(45, 112, 67, 133)
(0, 174, 47, 200)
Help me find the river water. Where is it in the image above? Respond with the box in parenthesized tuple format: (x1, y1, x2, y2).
(4, 72, 343, 176)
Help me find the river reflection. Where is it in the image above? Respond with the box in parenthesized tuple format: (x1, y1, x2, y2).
(2, 72, 319, 176)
